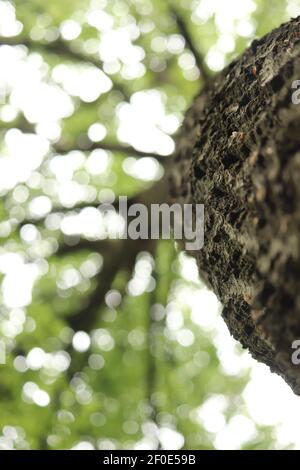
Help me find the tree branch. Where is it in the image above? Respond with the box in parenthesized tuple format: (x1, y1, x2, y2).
(64, 237, 157, 383)
(55, 239, 106, 257)
(65, 236, 156, 332)
(18, 171, 169, 233)
(67, 239, 126, 331)
(146, 254, 160, 444)
(0, 37, 171, 164)
(0, 36, 130, 100)
(17, 200, 103, 230)
(170, 8, 210, 84)
(0, 111, 169, 163)
(53, 140, 169, 162)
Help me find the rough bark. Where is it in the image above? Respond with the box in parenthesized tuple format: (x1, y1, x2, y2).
(170, 16, 300, 394)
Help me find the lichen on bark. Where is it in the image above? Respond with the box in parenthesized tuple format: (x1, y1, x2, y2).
(170, 16, 300, 394)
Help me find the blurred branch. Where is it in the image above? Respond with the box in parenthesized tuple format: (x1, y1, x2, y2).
(53, 140, 169, 163)
(55, 239, 106, 257)
(0, 113, 35, 133)
(170, 8, 210, 84)
(0, 36, 130, 100)
(66, 237, 156, 332)
(146, 251, 162, 449)
(147, 271, 159, 419)
(65, 237, 157, 384)
(0, 112, 169, 163)
(18, 171, 169, 230)
(14, 174, 167, 335)
(0, 37, 172, 164)
(67, 239, 126, 331)
(18, 200, 104, 230)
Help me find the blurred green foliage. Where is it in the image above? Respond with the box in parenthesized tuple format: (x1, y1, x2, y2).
(0, 0, 297, 450)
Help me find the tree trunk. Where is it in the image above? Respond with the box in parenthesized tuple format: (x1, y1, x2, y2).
(170, 16, 300, 394)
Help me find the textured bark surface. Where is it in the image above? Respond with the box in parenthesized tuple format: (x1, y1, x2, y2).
(170, 16, 300, 393)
